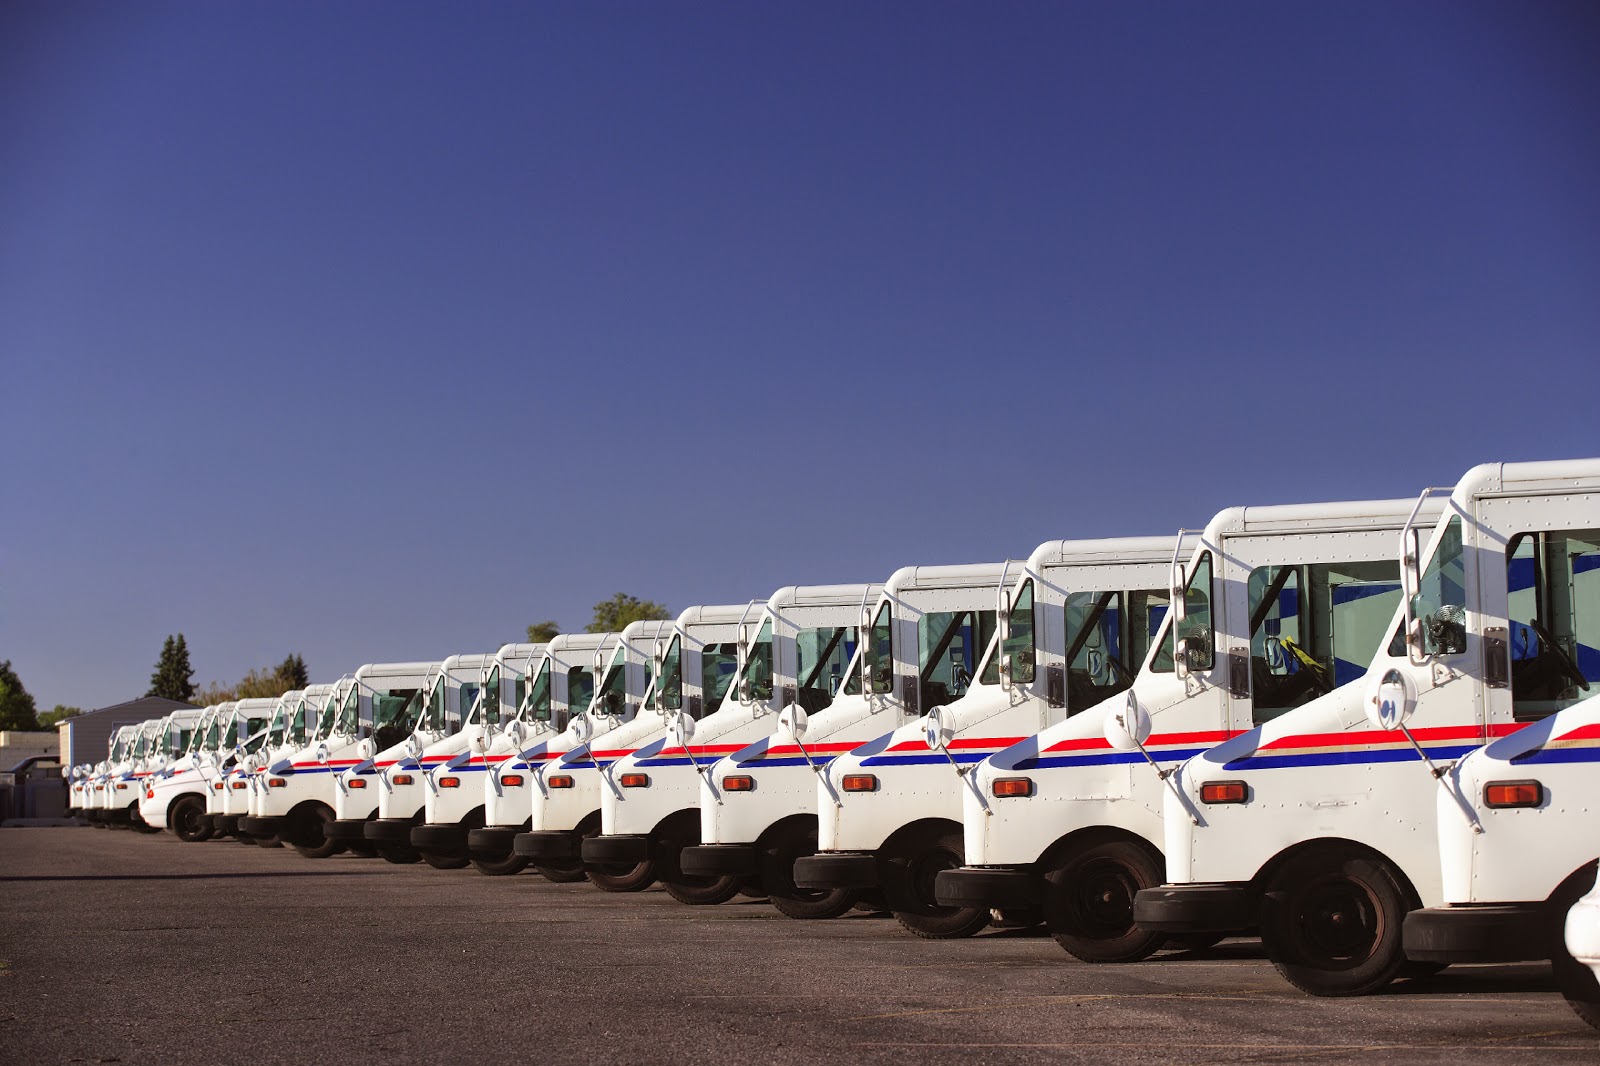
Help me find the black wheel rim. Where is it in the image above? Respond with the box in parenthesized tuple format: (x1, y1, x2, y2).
(1066, 857, 1140, 939)
(1290, 873, 1381, 968)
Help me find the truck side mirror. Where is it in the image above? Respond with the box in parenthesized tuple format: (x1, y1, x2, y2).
(1365, 668, 1415, 731)
(1105, 691, 1152, 751)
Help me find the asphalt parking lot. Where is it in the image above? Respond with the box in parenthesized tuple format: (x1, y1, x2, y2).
(1, 828, 1595, 1065)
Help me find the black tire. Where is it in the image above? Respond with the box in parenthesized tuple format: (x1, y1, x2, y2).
(1260, 846, 1409, 997)
(763, 822, 861, 920)
(663, 874, 743, 906)
(290, 807, 342, 859)
(346, 840, 379, 858)
(420, 851, 471, 870)
(534, 857, 589, 883)
(170, 796, 210, 843)
(585, 861, 656, 892)
(376, 842, 421, 864)
(1042, 838, 1167, 963)
(883, 827, 991, 940)
(471, 854, 529, 876)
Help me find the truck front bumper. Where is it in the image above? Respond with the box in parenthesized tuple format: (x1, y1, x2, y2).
(411, 823, 468, 854)
(324, 817, 371, 843)
(792, 852, 879, 890)
(514, 830, 577, 859)
(1132, 883, 1255, 933)
(934, 866, 1041, 909)
(238, 816, 284, 839)
(467, 825, 522, 856)
(679, 844, 760, 878)
(363, 818, 417, 844)
(1403, 904, 1547, 963)
(581, 834, 650, 865)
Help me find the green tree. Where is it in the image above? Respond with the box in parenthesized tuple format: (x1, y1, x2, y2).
(39, 705, 84, 727)
(146, 634, 196, 702)
(0, 660, 40, 730)
(586, 593, 671, 634)
(526, 621, 561, 643)
(275, 653, 309, 689)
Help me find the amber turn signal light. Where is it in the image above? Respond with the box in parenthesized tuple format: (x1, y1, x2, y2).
(722, 775, 754, 791)
(231, 781, 248, 790)
(392, 773, 414, 786)
(1484, 780, 1543, 808)
(991, 777, 1033, 798)
(547, 774, 574, 788)
(213, 783, 225, 791)
(501, 774, 525, 787)
(620, 773, 650, 788)
(348, 778, 367, 789)
(1200, 781, 1248, 804)
(842, 774, 878, 792)
(267, 777, 287, 788)
(439, 776, 461, 789)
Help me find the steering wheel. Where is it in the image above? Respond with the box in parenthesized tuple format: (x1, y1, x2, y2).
(1528, 619, 1591, 692)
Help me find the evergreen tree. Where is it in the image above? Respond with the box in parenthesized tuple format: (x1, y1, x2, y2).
(147, 634, 196, 702)
(276, 653, 309, 689)
(0, 660, 40, 730)
(586, 593, 671, 634)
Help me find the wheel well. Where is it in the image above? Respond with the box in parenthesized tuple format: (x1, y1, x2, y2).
(755, 813, 817, 851)
(649, 807, 698, 840)
(1546, 858, 1600, 908)
(287, 799, 334, 825)
(573, 810, 602, 836)
(1250, 837, 1424, 909)
(880, 817, 962, 856)
(166, 790, 203, 819)
(1035, 824, 1161, 874)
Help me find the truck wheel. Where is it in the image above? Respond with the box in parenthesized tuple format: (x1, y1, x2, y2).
(471, 854, 529, 876)
(376, 842, 420, 864)
(171, 796, 210, 843)
(1260, 846, 1408, 997)
(533, 858, 587, 883)
(586, 861, 656, 892)
(662, 874, 742, 906)
(347, 840, 379, 858)
(884, 828, 991, 940)
(420, 851, 471, 870)
(763, 824, 860, 920)
(1043, 838, 1166, 962)
(291, 808, 343, 859)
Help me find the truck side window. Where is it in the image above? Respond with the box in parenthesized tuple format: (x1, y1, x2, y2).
(1248, 561, 1403, 723)
(1506, 528, 1600, 721)
(1152, 553, 1215, 672)
(565, 666, 594, 725)
(797, 626, 855, 713)
(920, 610, 995, 706)
(739, 624, 774, 705)
(867, 602, 894, 695)
(657, 637, 684, 711)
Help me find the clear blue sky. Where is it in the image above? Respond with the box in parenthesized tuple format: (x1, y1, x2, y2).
(3, 1, 1598, 712)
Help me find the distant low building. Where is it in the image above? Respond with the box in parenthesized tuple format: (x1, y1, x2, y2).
(0, 731, 59, 768)
(57, 696, 197, 767)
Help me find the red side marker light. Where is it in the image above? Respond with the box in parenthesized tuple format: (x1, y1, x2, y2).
(348, 778, 366, 789)
(722, 775, 754, 792)
(547, 775, 574, 789)
(620, 773, 650, 788)
(1484, 780, 1543, 808)
(842, 774, 878, 792)
(1200, 781, 1248, 804)
(392, 773, 414, 786)
(501, 774, 525, 787)
(991, 777, 1033, 798)
(439, 776, 460, 789)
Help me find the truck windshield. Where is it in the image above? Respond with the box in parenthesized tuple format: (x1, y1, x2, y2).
(1152, 552, 1216, 673)
(201, 715, 222, 751)
(288, 701, 313, 747)
(420, 675, 447, 732)
(373, 689, 422, 750)
(474, 667, 501, 726)
(591, 646, 629, 717)
(335, 685, 361, 735)
(265, 706, 287, 748)
(919, 609, 996, 707)
(797, 626, 857, 711)
(1247, 560, 1402, 723)
(866, 601, 893, 695)
(564, 665, 594, 722)
(657, 637, 684, 711)
(739, 622, 774, 704)
(1389, 514, 1467, 660)
(702, 641, 739, 712)
(1002, 580, 1036, 685)
(316, 692, 339, 738)
(522, 659, 552, 721)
